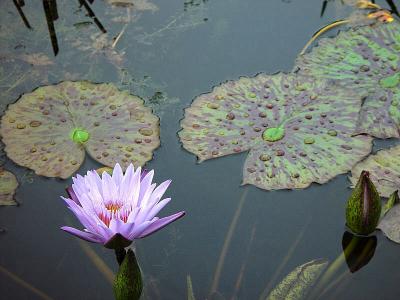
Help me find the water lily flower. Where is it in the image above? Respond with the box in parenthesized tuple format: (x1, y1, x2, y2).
(61, 164, 185, 249)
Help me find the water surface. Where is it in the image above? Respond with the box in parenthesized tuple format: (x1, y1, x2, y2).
(0, 1, 399, 299)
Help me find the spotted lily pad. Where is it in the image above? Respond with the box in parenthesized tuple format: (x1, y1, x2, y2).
(0, 81, 159, 179)
(378, 200, 400, 244)
(179, 73, 372, 190)
(350, 145, 400, 198)
(295, 21, 400, 138)
(0, 168, 18, 206)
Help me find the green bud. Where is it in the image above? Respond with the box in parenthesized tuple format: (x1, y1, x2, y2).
(345, 171, 381, 235)
(113, 249, 143, 300)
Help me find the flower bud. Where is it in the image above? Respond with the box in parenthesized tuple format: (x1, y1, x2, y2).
(346, 170, 381, 235)
(113, 249, 142, 300)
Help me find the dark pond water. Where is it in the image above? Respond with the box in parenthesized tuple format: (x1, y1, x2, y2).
(0, 0, 400, 299)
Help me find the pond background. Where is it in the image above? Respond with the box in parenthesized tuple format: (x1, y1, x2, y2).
(0, 0, 399, 299)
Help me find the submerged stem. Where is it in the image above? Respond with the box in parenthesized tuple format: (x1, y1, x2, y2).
(209, 188, 248, 296)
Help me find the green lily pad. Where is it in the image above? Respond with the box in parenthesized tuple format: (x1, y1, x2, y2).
(0, 81, 160, 179)
(295, 21, 400, 138)
(0, 168, 18, 206)
(179, 73, 372, 190)
(378, 200, 400, 244)
(266, 259, 328, 300)
(350, 145, 400, 198)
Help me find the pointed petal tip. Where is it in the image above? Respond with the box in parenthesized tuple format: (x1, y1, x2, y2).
(61, 226, 104, 244)
(138, 211, 185, 239)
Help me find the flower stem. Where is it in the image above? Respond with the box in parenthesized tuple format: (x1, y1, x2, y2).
(115, 248, 126, 266)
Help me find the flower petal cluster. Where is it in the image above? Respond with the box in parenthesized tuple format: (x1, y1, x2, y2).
(61, 164, 185, 248)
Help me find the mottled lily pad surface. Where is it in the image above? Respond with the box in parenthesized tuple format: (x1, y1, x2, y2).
(0, 81, 159, 179)
(179, 73, 372, 190)
(350, 145, 400, 198)
(295, 21, 400, 138)
(0, 168, 18, 206)
(378, 200, 400, 244)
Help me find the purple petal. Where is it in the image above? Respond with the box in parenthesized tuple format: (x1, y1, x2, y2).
(141, 179, 171, 207)
(140, 169, 149, 181)
(127, 220, 152, 240)
(112, 163, 123, 185)
(101, 172, 117, 202)
(61, 226, 104, 244)
(61, 197, 99, 233)
(138, 211, 185, 238)
(138, 170, 154, 200)
(135, 198, 171, 225)
(66, 186, 79, 204)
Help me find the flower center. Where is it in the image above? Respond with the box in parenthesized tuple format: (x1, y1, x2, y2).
(98, 203, 129, 227)
(262, 127, 285, 142)
(105, 203, 122, 213)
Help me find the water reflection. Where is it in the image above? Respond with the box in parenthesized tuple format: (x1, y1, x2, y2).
(12, 0, 107, 56)
(42, 0, 59, 55)
(342, 231, 377, 273)
(12, 0, 32, 29)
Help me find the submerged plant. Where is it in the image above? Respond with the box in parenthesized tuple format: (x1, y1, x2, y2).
(0, 81, 160, 179)
(179, 73, 372, 190)
(296, 21, 400, 139)
(266, 259, 328, 300)
(346, 170, 381, 235)
(61, 163, 185, 299)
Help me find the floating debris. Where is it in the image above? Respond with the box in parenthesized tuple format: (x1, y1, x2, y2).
(350, 145, 400, 198)
(0, 81, 159, 179)
(296, 21, 400, 139)
(0, 168, 18, 206)
(179, 73, 372, 190)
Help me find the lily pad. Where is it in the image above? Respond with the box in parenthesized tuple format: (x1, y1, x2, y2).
(179, 73, 372, 190)
(0, 168, 18, 206)
(378, 201, 400, 244)
(295, 21, 400, 138)
(266, 259, 328, 300)
(0, 81, 159, 179)
(349, 145, 400, 198)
